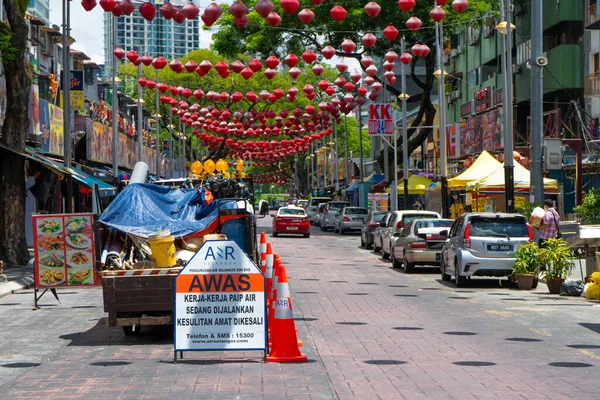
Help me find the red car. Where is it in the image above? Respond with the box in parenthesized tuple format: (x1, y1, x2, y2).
(272, 206, 310, 238)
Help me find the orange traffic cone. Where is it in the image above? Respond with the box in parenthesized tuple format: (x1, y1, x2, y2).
(268, 256, 281, 334)
(265, 243, 274, 305)
(259, 232, 267, 273)
(267, 264, 307, 363)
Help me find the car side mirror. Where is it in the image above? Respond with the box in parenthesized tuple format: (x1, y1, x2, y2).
(439, 229, 448, 237)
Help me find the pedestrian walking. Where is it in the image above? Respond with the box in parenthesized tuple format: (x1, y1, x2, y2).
(533, 199, 561, 248)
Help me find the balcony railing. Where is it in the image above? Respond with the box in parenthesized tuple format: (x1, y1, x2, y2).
(584, 72, 600, 98)
(586, 4, 600, 29)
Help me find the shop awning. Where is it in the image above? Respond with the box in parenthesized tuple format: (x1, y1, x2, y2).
(370, 179, 387, 192)
(447, 150, 501, 189)
(344, 179, 359, 193)
(466, 161, 558, 191)
(385, 174, 435, 195)
(364, 173, 385, 184)
(68, 166, 117, 197)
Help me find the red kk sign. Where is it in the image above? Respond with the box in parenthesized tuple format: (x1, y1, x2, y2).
(368, 103, 394, 136)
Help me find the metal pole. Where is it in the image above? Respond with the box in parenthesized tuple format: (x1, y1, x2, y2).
(334, 118, 339, 191)
(530, 0, 544, 203)
(62, 0, 72, 213)
(401, 38, 410, 210)
(183, 127, 187, 177)
(137, 64, 143, 162)
(358, 104, 364, 182)
(111, 14, 119, 182)
(435, 10, 448, 218)
(178, 118, 182, 176)
(155, 69, 160, 179)
(169, 113, 173, 178)
(344, 114, 349, 186)
(501, 0, 515, 212)
(323, 138, 327, 193)
(392, 111, 398, 211)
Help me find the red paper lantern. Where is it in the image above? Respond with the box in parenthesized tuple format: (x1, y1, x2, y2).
(248, 59, 263, 72)
(126, 50, 139, 63)
(341, 39, 356, 54)
(193, 89, 203, 99)
(146, 80, 156, 90)
(204, 1, 223, 21)
(284, 53, 299, 67)
(139, 1, 156, 21)
(336, 63, 348, 74)
(229, 1, 248, 18)
(312, 64, 324, 76)
(173, 10, 187, 23)
(398, 0, 415, 12)
(151, 57, 167, 70)
(363, 76, 374, 86)
(81, 0, 97, 12)
(215, 61, 229, 75)
(120, 0, 135, 15)
(280, 0, 299, 15)
(255, 0, 274, 18)
(380, 26, 398, 43)
(350, 71, 362, 83)
(138, 53, 152, 66)
(357, 86, 367, 96)
(201, 14, 216, 26)
(157, 83, 168, 93)
(241, 67, 254, 80)
(266, 12, 281, 26)
(411, 43, 423, 57)
(182, 88, 192, 98)
(361, 56, 374, 68)
(452, 0, 468, 13)
(298, 8, 315, 24)
(420, 44, 431, 57)
(330, 5, 347, 22)
(344, 82, 355, 92)
(231, 60, 245, 73)
(159, 2, 177, 19)
(406, 16, 422, 32)
(334, 76, 346, 87)
(246, 91, 258, 102)
(437, 0, 448, 4)
(99, 0, 116, 12)
(111, 2, 122, 16)
(113, 47, 125, 59)
(364, 1, 381, 18)
(317, 80, 329, 91)
(311, 0, 324, 4)
(264, 68, 277, 79)
(325, 87, 335, 96)
(233, 15, 249, 28)
(366, 65, 378, 77)
(182, 1, 199, 19)
(169, 59, 183, 72)
(138, 77, 147, 87)
(265, 56, 279, 69)
(362, 33, 377, 48)
(385, 51, 398, 63)
(288, 67, 301, 79)
(430, 6, 446, 22)
(321, 45, 336, 60)
(184, 60, 197, 73)
(400, 52, 413, 65)
(301, 50, 317, 64)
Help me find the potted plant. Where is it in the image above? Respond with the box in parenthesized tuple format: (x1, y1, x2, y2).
(512, 242, 540, 290)
(538, 238, 574, 294)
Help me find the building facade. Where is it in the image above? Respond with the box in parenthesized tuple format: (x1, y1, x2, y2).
(103, 0, 200, 76)
(27, 0, 50, 24)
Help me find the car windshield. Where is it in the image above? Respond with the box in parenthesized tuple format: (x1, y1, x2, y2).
(328, 203, 350, 212)
(413, 220, 453, 233)
(402, 214, 439, 226)
(279, 208, 306, 216)
(372, 213, 386, 222)
(310, 198, 331, 206)
(346, 208, 368, 215)
(469, 217, 528, 237)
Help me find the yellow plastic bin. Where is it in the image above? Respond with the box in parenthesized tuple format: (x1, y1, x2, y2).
(148, 235, 176, 268)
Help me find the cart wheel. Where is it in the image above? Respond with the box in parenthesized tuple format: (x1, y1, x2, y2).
(122, 325, 141, 336)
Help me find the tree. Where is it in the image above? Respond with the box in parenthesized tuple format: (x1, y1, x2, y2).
(0, 0, 33, 267)
(210, 0, 495, 170)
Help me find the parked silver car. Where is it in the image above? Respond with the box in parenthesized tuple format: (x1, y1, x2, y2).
(307, 197, 332, 224)
(314, 203, 327, 227)
(320, 201, 350, 231)
(441, 213, 534, 287)
(379, 210, 441, 259)
(372, 212, 393, 253)
(333, 207, 368, 234)
(360, 210, 387, 249)
(391, 218, 454, 272)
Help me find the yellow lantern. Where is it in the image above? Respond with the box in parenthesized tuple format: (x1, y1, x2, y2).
(240, 172, 246, 178)
(190, 161, 203, 175)
(223, 171, 230, 178)
(231, 171, 237, 179)
(216, 159, 227, 173)
(204, 159, 215, 173)
(236, 159, 244, 173)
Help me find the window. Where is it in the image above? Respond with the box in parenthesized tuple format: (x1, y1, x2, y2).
(516, 39, 531, 65)
(345, 208, 368, 215)
(468, 69, 479, 87)
(469, 217, 529, 237)
(594, 53, 600, 73)
(279, 208, 305, 216)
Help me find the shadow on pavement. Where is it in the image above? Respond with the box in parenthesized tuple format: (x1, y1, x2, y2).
(59, 318, 174, 346)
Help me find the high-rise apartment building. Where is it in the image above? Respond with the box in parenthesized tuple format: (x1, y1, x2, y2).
(27, 0, 50, 24)
(104, 0, 200, 76)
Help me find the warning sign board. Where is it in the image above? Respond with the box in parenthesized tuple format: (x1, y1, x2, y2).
(368, 103, 394, 136)
(174, 240, 266, 352)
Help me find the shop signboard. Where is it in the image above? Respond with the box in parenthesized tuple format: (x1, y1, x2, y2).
(493, 88, 503, 107)
(33, 214, 99, 288)
(474, 86, 493, 114)
(460, 101, 473, 119)
(39, 99, 50, 152)
(60, 70, 85, 110)
(368, 103, 394, 136)
(174, 240, 266, 354)
(460, 108, 504, 156)
(437, 123, 461, 159)
(28, 84, 40, 137)
(48, 103, 64, 156)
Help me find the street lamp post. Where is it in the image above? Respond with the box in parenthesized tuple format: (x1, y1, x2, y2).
(334, 119, 339, 192)
(530, 0, 544, 203)
(434, 2, 449, 218)
(62, 0, 72, 213)
(155, 69, 160, 179)
(358, 104, 364, 183)
(401, 38, 410, 210)
(137, 63, 143, 162)
(111, 14, 119, 184)
(498, 0, 515, 212)
(344, 113, 349, 187)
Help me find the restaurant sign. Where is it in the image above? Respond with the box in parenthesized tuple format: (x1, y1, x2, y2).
(474, 86, 493, 114)
(460, 101, 473, 119)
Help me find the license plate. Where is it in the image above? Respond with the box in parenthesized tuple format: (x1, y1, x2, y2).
(287, 226, 298, 230)
(487, 244, 513, 251)
(435, 253, 441, 261)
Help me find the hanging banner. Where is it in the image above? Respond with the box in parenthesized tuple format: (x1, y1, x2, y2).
(437, 123, 461, 159)
(48, 103, 64, 156)
(60, 70, 84, 110)
(28, 84, 40, 136)
(460, 108, 503, 157)
(33, 214, 99, 288)
(39, 99, 51, 153)
(368, 103, 394, 136)
(174, 240, 266, 352)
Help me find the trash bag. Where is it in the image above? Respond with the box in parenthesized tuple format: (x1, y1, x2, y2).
(559, 280, 585, 297)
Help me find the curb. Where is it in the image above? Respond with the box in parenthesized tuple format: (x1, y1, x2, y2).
(0, 277, 34, 298)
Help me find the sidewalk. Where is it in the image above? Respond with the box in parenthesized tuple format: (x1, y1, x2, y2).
(0, 264, 34, 298)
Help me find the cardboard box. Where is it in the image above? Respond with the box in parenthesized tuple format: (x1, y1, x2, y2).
(530, 216, 542, 228)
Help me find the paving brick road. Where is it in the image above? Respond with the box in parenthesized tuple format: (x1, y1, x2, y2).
(1, 214, 600, 399)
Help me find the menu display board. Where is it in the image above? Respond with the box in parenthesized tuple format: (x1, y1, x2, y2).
(33, 214, 98, 288)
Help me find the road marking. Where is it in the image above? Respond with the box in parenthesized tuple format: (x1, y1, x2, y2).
(578, 349, 600, 361)
(486, 310, 511, 318)
(529, 328, 551, 337)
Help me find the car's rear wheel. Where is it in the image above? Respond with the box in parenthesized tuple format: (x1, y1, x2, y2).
(366, 235, 374, 250)
(381, 243, 389, 259)
(273, 231, 278, 237)
(403, 254, 414, 273)
(373, 238, 381, 253)
(441, 258, 451, 281)
(392, 249, 402, 269)
(360, 236, 365, 247)
(304, 233, 310, 238)
(454, 259, 467, 287)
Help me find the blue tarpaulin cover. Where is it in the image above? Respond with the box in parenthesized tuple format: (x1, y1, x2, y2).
(99, 183, 239, 238)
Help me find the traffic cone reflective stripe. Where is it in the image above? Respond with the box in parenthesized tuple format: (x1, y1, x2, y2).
(268, 257, 280, 334)
(265, 245, 274, 302)
(267, 264, 307, 363)
(259, 232, 267, 272)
